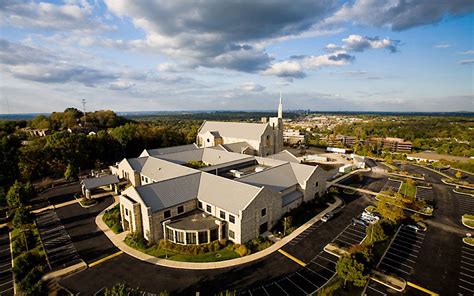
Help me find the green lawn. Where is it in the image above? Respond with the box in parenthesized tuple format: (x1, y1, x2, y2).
(399, 182, 417, 198)
(102, 204, 123, 234)
(11, 224, 45, 259)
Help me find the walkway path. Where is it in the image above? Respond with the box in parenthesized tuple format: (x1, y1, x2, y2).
(31, 199, 79, 214)
(95, 197, 343, 270)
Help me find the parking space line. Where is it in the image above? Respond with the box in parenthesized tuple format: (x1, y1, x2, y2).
(389, 248, 418, 258)
(285, 276, 307, 294)
(335, 237, 357, 246)
(317, 255, 336, 264)
(459, 285, 474, 293)
(461, 260, 474, 267)
(0, 280, 13, 287)
(339, 232, 364, 241)
(274, 281, 289, 296)
(382, 256, 413, 269)
(295, 271, 319, 289)
(461, 272, 474, 279)
(310, 261, 335, 273)
(380, 262, 410, 275)
(385, 252, 416, 263)
(391, 242, 419, 252)
(368, 285, 386, 295)
(304, 266, 330, 281)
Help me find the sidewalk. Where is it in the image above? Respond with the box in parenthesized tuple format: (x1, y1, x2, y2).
(31, 199, 79, 214)
(96, 196, 343, 270)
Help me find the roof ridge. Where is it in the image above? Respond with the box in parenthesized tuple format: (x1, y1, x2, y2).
(238, 162, 291, 180)
(137, 171, 202, 189)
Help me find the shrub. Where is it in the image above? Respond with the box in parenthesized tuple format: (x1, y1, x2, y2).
(103, 204, 123, 233)
(13, 206, 33, 228)
(124, 232, 147, 250)
(236, 245, 248, 257)
(18, 266, 44, 294)
(13, 252, 43, 282)
(365, 221, 388, 245)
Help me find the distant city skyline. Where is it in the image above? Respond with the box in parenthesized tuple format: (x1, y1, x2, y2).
(1, 0, 473, 113)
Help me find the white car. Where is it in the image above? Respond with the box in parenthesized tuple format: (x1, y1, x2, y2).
(321, 212, 334, 222)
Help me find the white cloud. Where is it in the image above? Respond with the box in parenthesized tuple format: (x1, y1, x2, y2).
(341, 35, 400, 52)
(457, 59, 474, 65)
(434, 43, 452, 48)
(459, 50, 474, 55)
(263, 61, 306, 79)
(241, 82, 265, 92)
(109, 80, 135, 90)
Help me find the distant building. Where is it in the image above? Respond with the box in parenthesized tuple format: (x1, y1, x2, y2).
(21, 127, 51, 137)
(196, 96, 284, 156)
(368, 137, 412, 153)
(283, 129, 306, 145)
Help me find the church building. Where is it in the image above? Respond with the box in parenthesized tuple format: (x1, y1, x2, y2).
(196, 95, 284, 156)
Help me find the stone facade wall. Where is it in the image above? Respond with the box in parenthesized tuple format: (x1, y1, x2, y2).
(239, 188, 282, 243)
(149, 199, 198, 242)
(302, 167, 326, 202)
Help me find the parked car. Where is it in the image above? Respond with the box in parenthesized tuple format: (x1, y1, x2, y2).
(405, 224, 426, 232)
(352, 218, 368, 227)
(321, 212, 334, 222)
(361, 212, 379, 223)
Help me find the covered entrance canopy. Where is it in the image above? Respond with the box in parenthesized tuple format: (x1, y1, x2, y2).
(81, 174, 120, 198)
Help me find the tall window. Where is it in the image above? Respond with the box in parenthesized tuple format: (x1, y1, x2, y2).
(261, 208, 267, 217)
(177, 205, 184, 214)
(229, 215, 235, 224)
(198, 231, 208, 244)
(166, 228, 174, 241)
(198, 201, 203, 209)
(315, 181, 319, 187)
(164, 210, 171, 219)
(229, 229, 235, 239)
(206, 205, 212, 213)
(220, 210, 226, 219)
(186, 232, 196, 244)
(175, 231, 184, 243)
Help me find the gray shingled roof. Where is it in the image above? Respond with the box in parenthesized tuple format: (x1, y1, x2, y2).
(157, 147, 252, 166)
(145, 144, 199, 157)
(237, 163, 298, 192)
(282, 190, 303, 206)
(140, 157, 198, 182)
(221, 141, 254, 154)
(82, 175, 119, 190)
(198, 121, 269, 142)
(136, 173, 201, 212)
(128, 157, 148, 171)
(198, 173, 262, 214)
(132, 171, 262, 214)
(268, 150, 300, 163)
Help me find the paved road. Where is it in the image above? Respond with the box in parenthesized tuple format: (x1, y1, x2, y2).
(0, 228, 14, 296)
(56, 195, 117, 264)
(60, 192, 372, 295)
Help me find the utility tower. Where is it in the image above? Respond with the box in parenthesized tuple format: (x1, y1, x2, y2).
(81, 99, 87, 125)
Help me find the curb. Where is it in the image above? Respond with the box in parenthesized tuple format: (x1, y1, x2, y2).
(8, 231, 16, 296)
(388, 172, 425, 181)
(453, 188, 474, 197)
(441, 179, 474, 189)
(96, 197, 343, 270)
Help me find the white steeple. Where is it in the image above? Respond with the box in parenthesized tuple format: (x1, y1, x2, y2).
(278, 92, 283, 118)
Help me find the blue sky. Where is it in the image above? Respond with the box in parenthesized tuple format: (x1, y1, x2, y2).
(0, 0, 473, 113)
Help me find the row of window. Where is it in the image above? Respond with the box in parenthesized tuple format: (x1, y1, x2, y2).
(163, 205, 185, 219)
(141, 175, 150, 184)
(198, 201, 236, 224)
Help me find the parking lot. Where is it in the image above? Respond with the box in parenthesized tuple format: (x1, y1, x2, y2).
(457, 243, 474, 295)
(455, 191, 474, 217)
(377, 226, 426, 277)
(415, 186, 434, 205)
(0, 228, 13, 296)
(35, 210, 82, 270)
(381, 179, 401, 193)
(239, 222, 368, 296)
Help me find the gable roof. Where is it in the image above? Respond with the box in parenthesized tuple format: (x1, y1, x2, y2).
(198, 121, 270, 142)
(127, 157, 148, 171)
(267, 150, 300, 163)
(82, 174, 119, 190)
(197, 173, 262, 214)
(135, 173, 201, 212)
(221, 141, 255, 154)
(140, 157, 198, 181)
(142, 144, 199, 157)
(237, 163, 298, 192)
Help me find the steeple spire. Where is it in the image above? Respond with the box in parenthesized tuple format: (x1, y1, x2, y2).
(278, 92, 283, 118)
